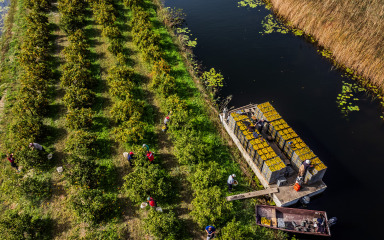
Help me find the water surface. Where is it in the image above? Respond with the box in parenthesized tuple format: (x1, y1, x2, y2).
(0, 0, 10, 35)
(165, 0, 384, 239)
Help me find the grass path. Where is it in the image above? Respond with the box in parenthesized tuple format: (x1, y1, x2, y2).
(46, 2, 73, 239)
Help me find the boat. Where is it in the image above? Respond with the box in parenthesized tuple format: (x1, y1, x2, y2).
(255, 205, 331, 237)
(219, 102, 327, 206)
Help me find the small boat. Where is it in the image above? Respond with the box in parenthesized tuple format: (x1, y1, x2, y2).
(255, 205, 331, 237)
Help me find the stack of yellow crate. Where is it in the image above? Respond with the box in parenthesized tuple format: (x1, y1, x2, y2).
(238, 126, 248, 145)
(291, 147, 311, 163)
(275, 127, 299, 149)
(244, 129, 256, 149)
(307, 157, 327, 184)
(248, 138, 266, 160)
(263, 110, 281, 122)
(292, 149, 317, 171)
(261, 217, 271, 226)
(257, 147, 278, 170)
(248, 138, 272, 169)
(231, 113, 248, 136)
(255, 102, 274, 119)
(262, 156, 286, 184)
(228, 112, 239, 131)
(267, 118, 289, 138)
(282, 137, 307, 159)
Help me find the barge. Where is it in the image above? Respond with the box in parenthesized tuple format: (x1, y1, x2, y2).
(219, 103, 327, 206)
(255, 205, 331, 236)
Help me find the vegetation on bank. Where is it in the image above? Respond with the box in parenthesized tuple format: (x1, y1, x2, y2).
(0, 0, 287, 239)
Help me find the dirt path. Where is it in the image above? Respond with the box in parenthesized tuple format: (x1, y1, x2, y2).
(0, 90, 7, 150)
(0, 90, 6, 122)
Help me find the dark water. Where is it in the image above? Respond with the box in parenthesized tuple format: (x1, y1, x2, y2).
(0, 0, 10, 35)
(165, 0, 384, 239)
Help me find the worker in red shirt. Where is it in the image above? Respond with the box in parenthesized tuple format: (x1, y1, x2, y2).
(146, 151, 154, 164)
(127, 151, 134, 166)
(147, 197, 157, 207)
(6, 153, 20, 172)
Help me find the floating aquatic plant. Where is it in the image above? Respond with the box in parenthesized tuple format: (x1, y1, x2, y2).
(176, 27, 197, 48)
(238, 0, 266, 9)
(336, 81, 364, 116)
(260, 14, 289, 35)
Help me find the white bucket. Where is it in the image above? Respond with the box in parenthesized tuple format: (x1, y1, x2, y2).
(233, 180, 238, 186)
(56, 166, 63, 173)
(123, 152, 128, 158)
(156, 207, 163, 212)
(140, 202, 148, 208)
(47, 153, 53, 160)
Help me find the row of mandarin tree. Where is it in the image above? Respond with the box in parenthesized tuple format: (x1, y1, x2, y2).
(0, 1, 56, 239)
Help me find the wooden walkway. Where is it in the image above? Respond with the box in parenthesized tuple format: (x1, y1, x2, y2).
(226, 188, 279, 201)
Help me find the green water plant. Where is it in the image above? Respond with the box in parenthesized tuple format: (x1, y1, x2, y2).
(238, 0, 265, 9)
(261, 14, 289, 35)
(336, 81, 364, 116)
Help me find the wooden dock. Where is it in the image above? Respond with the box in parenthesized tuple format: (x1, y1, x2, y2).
(219, 105, 326, 207)
(226, 188, 279, 201)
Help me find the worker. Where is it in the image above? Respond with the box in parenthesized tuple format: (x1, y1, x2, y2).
(227, 174, 236, 192)
(316, 214, 326, 233)
(142, 144, 149, 152)
(205, 226, 216, 240)
(247, 124, 256, 132)
(252, 132, 259, 138)
(298, 160, 313, 178)
(164, 115, 170, 126)
(6, 153, 20, 172)
(146, 151, 154, 164)
(127, 151, 134, 166)
(147, 197, 157, 207)
(256, 119, 269, 133)
(29, 142, 45, 151)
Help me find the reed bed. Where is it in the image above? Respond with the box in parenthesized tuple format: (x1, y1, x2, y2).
(270, 0, 384, 90)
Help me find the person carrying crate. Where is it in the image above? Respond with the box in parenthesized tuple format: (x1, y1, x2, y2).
(298, 160, 313, 178)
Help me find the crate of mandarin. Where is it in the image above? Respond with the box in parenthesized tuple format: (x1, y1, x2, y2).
(282, 137, 307, 159)
(267, 118, 290, 139)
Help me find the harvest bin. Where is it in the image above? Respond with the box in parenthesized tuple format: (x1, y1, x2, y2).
(282, 137, 307, 159)
(261, 156, 286, 184)
(267, 119, 289, 139)
(275, 127, 299, 149)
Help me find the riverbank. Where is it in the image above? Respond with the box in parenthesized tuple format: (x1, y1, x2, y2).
(269, 0, 384, 95)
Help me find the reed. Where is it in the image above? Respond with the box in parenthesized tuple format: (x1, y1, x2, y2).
(270, 0, 384, 90)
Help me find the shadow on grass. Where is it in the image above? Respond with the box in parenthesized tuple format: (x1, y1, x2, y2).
(42, 125, 67, 149)
(46, 102, 66, 121)
(94, 137, 115, 159)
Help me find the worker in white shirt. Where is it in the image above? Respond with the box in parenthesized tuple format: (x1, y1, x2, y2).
(227, 174, 236, 192)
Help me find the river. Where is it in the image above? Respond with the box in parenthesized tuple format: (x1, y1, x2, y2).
(0, 0, 10, 35)
(165, 0, 384, 239)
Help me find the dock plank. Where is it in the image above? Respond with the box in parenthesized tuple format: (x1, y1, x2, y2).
(226, 188, 279, 201)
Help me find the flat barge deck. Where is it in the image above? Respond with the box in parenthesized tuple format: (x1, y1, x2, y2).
(220, 103, 327, 207)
